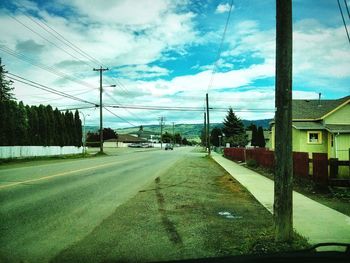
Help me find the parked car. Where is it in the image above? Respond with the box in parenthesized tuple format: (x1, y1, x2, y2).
(165, 144, 173, 150)
(128, 143, 142, 148)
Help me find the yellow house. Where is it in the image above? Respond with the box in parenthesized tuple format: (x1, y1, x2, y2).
(270, 95, 350, 160)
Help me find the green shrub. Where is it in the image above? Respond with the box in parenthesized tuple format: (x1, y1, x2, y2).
(246, 159, 258, 168)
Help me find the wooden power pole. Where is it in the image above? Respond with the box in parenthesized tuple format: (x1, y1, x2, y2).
(93, 66, 109, 153)
(274, 0, 293, 241)
(206, 93, 211, 155)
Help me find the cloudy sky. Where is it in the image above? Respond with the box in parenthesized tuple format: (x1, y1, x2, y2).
(0, 0, 349, 128)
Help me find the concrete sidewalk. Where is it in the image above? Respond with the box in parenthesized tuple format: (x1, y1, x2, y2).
(212, 152, 350, 245)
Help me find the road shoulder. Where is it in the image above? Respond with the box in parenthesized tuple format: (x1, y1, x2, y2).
(52, 152, 306, 262)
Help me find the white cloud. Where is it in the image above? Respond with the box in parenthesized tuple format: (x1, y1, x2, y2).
(113, 64, 170, 79)
(215, 3, 233, 14)
(224, 19, 350, 82)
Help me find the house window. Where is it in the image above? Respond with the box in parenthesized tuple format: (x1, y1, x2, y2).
(307, 131, 322, 144)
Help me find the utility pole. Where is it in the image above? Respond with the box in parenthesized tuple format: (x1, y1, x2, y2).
(274, 0, 293, 242)
(93, 66, 109, 153)
(204, 112, 207, 150)
(172, 122, 175, 146)
(206, 93, 211, 155)
(159, 117, 165, 149)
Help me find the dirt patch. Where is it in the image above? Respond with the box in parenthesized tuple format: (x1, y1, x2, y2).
(155, 176, 182, 244)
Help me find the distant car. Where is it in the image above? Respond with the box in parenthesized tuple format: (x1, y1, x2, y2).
(165, 144, 173, 150)
(128, 143, 142, 148)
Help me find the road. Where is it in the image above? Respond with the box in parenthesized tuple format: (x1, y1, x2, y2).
(0, 147, 193, 263)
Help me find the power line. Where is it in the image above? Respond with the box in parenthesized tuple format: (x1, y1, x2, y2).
(0, 45, 97, 89)
(7, 13, 94, 66)
(6, 72, 97, 105)
(207, 0, 234, 92)
(58, 105, 97, 111)
(104, 107, 138, 127)
(22, 11, 103, 66)
(104, 90, 144, 123)
(337, 0, 350, 44)
(106, 103, 274, 112)
(344, 0, 350, 20)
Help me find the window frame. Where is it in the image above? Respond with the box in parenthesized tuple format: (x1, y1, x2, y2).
(307, 131, 322, 144)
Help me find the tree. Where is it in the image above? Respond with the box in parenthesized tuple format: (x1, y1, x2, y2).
(182, 137, 189, 145)
(257, 126, 266, 148)
(103, 128, 117, 140)
(174, 133, 182, 144)
(64, 111, 75, 145)
(37, 105, 48, 145)
(5, 100, 17, 145)
(225, 134, 248, 147)
(0, 58, 15, 102)
(53, 108, 65, 146)
(222, 107, 245, 138)
(251, 124, 258, 147)
(0, 100, 8, 145)
(74, 110, 82, 147)
(15, 101, 28, 145)
(29, 106, 40, 145)
(210, 126, 222, 147)
(86, 132, 100, 147)
(161, 132, 172, 143)
(222, 107, 245, 146)
(46, 105, 55, 146)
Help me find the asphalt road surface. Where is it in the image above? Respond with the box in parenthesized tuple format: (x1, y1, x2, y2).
(0, 147, 193, 263)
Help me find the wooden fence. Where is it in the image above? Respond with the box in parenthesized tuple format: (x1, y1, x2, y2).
(224, 147, 350, 187)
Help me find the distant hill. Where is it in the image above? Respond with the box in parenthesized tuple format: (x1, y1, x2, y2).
(115, 119, 272, 141)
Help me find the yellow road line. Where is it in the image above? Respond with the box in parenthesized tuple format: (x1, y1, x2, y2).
(0, 160, 126, 190)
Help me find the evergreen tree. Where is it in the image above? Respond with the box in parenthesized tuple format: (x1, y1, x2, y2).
(86, 132, 99, 147)
(174, 133, 182, 144)
(222, 107, 245, 138)
(0, 100, 7, 145)
(103, 127, 117, 141)
(251, 124, 258, 147)
(210, 126, 222, 147)
(0, 58, 15, 102)
(5, 100, 17, 145)
(15, 101, 28, 145)
(53, 108, 64, 146)
(161, 132, 172, 143)
(46, 105, 55, 146)
(182, 137, 189, 145)
(74, 110, 82, 147)
(222, 107, 245, 146)
(29, 106, 40, 145)
(64, 111, 75, 145)
(37, 105, 48, 146)
(257, 126, 266, 148)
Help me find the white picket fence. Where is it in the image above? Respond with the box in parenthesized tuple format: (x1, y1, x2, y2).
(0, 146, 83, 159)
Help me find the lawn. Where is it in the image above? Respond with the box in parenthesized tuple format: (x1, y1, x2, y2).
(52, 152, 307, 263)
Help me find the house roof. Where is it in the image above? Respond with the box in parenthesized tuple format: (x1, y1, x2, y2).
(325, 124, 350, 133)
(129, 130, 158, 139)
(292, 95, 350, 120)
(105, 134, 146, 143)
(292, 121, 325, 130)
